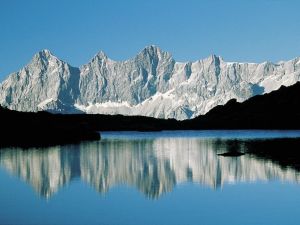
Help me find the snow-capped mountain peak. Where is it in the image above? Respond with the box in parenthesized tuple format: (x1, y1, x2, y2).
(33, 49, 57, 62)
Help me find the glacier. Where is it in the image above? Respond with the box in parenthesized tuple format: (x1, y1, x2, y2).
(1, 46, 300, 120)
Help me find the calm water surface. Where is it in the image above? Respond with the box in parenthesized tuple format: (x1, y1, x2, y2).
(1, 130, 300, 225)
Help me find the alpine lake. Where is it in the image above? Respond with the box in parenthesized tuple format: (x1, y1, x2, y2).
(1, 130, 300, 225)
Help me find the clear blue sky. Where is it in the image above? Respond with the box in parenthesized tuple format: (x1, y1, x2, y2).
(1, 0, 300, 80)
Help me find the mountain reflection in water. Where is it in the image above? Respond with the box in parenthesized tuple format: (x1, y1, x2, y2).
(1, 135, 300, 199)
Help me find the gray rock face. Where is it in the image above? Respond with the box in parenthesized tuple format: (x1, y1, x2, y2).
(1, 46, 300, 119)
(0, 50, 81, 113)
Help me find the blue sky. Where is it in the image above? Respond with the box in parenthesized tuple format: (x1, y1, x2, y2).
(1, 0, 300, 80)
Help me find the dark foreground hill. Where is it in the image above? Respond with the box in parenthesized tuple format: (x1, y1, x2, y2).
(0, 106, 179, 147)
(0, 107, 100, 148)
(183, 82, 300, 129)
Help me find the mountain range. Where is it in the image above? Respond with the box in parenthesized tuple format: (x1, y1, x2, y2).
(1, 46, 300, 120)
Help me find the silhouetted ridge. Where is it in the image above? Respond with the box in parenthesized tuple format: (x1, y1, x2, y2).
(183, 82, 300, 129)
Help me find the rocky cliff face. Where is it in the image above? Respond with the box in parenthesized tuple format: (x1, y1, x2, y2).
(0, 50, 81, 113)
(1, 46, 300, 119)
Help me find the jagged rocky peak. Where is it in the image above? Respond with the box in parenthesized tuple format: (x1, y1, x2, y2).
(32, 49, 57, 62)
(0, 49, 80, 112)
(27, 49, 66, 73)
(201, 54, 223, 65)
(140, 45, 163, 55)
(38, 49, 53, 57)
(91, 50, 109, 62)
(136, 45, 173, 61)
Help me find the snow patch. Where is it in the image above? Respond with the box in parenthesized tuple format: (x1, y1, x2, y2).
(38, 98, 54, 108)
(75, 101, 131, 112)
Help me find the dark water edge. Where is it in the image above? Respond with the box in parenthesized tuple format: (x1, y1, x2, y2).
(216, 138, 300, 171)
